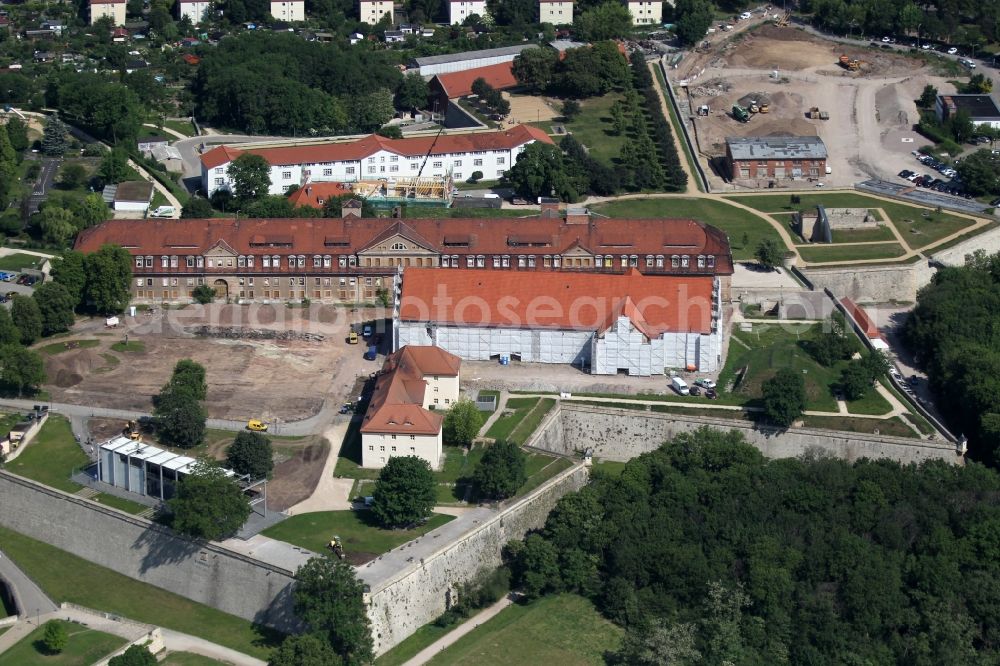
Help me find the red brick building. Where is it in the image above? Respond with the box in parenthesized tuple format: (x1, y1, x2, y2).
(726, 135, 828, 181)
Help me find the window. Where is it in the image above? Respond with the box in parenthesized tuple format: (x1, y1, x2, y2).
(161, 256, 169, 268)
(349, 256, 357, 267)
(263, 256, 271, 268)
(186, 256, 195, 268)
(135, 257, 143, 268)
(553, 255, 561, 268)
(391, 242, 406, 250)
(196, 257, 204, 268)
(697, 255, 706, 268)
(671, 255, 680, 268)
(473, 159, 483, 166)
(454, 173, 462, 179)
(390, 165, 399, 173)
(323, 255, 331, 267)
(630, 255, 638, 267)
(339, 256, 347, 267)
(247, 255, 254, 267)
(476, 255, 485, 267)
(442, 256, 450, 267)
(681, 255, 689, 268)
(136, 278, 143, 286)
(313, 255, 321, 267)
(187, 278, 194, 286)
(454, 159, 462, 166)
(433, 161, 442, 168)
(707, 255, 715, 268)
(297, 255, 306, 268)
(303, 169, 311, 177)
(145, 256, 153, 268)
(282, 171, 292, 179)
(493, 256, 500, 268)
(238, 256, 246, 267)
(502, 255, 510, 268)
(214, 167, 223, 174)
(466, 256, 475, 268)
(645, 255, 653, 267)
(368, 166, 376, 174)
(518, 255, 526, 267)
(497, 156, 505, 164)
(346, 166, 355, 175)
(451, 254, 458, 266)
(543, 255, 551, 267)
(289, 277, 296, 286)
(248, 278, 254, 286)
(656, 255, 664, 267)
(528, 255, 535, 268)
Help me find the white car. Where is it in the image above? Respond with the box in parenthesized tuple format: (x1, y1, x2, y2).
(921, 43, 932, 50)
(739, 11, 752, 19)
(947, 47, 958, 55)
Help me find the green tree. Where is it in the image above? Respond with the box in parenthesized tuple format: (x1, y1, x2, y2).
(33, 282, 76, 336)
(5, 117, 29, 154)
(155, 388, 207, 448)
(226, 431, 274, 479)
(349, 89, 395, 133)
(949, 109, 975, 143)
(0, 345, 45, 396)
(83, 244, 132, 315)
(228, 153, 272, 202)
(474, 440, 526, 500)
(0, 309, 20, 346)
(675, 0, 715, 46)
(99, 149, 131, 185)
(10, 294, 42, 345)
(182, 196, 215, 218)
(966, 73, 993, 94)
(442, 398, 485, 445)
(192, 284, 215, 304)
(42, 622, 68, 654)
(919, 84, 939, 108)
(169, 358, 208, 401)
(108, 644, 157, 666)
(502, 142, 587, 202)
(612, 620, 702, 666)
(611, 100, 628, 135)
(840, 361, 873, 400)
(754, 238, 784, 270)
(371, 456, 436, 528)
(293, 555, 374, 665)
(395, 72, 429, 111)
(575, 2, 633, 41)
(561, 99, 581, 121)
(50, 250, 88, 307)
(512, 47, 559, 94)
(956, 149, 1000, 196)
(59, 163, 87, 190)
(506, 533, 561, 599)
(76, 193, 110, 229)
(37, 206, 77, 246)
(41, 115, 69, 157)
(269, 633, 343, 666)
(761, 368, 807, 426)
(169, 459, 251, 540)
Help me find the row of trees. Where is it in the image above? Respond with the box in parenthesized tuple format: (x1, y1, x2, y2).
(807, 0, 1000, 45)
(904, 249, 1000, 462)
(505, 426, 1000, 663)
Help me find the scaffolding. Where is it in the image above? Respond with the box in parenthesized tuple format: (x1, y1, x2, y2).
(350, 175, 454, 208)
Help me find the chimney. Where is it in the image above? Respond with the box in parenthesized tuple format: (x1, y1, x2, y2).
(538, 197, 560, 218)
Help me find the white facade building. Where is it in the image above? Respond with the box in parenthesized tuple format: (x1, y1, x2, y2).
(395, 268, 725, 376)
(626, 0, 661, 25)
(360, 346, 462, 469)
(359, 0, 393, 23)
(450, 0, 487, 23)
(200, 125, 552, 197)
(270, 0, 305, 21)
(177, 0, 211, 23)
(539, 0, 573, 24)
(410, 44, 535, 76)
(90, 0, 126, 26)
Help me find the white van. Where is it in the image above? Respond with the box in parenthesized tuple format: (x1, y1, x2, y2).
(671, 377, 690, 395)
(150, 205, 175, 218)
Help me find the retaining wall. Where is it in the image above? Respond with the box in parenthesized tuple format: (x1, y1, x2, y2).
(365, 463, 590, 656)
(544, 403, 959, 465)
(801, 262, 935, 303)
(0, 472, 298, 632)
(931, 224, 1000, 267)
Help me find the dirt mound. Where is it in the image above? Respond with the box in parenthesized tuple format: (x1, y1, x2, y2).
(875, 81, 913, 128)
(46, 349, 103, 388)
(738, 91, 772, 107)
(266, 439, 330, 511)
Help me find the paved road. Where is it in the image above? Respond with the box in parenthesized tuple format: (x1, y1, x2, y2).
(401, 594, 515, 666)
(0, 548, 58, 619)
(26, 157, 59, 215)
(160, 628, 267, 666)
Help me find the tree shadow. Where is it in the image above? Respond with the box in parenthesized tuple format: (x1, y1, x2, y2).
(131, 522, 204, 574)
(251, 580, 302, 639)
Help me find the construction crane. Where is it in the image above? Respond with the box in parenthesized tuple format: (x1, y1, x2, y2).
(415, 125, 446, 180)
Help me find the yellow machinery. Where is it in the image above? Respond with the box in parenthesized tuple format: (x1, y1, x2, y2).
(759, 103, 770, 113)
(247, 419, 268, 432)
(123, 420, 140, 440)
(348, 331, 359, 344)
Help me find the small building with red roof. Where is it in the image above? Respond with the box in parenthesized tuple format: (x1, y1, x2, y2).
(396, 267, 724, 374)
(201, 124, 551, 197)
(287, 182, 353, 209)
(840, 298, 889, 350)
(428, 62, 519, 110)
(361, 345, 462, 469)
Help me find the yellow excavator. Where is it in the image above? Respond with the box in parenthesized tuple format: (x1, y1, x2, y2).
(123, 420, 140, 441)
(328, 535, 345, 560)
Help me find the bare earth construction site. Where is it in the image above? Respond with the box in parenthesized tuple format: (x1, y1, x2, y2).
(677, 24, 959, 188)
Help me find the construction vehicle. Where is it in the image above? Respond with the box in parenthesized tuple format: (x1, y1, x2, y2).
(775, 12, 790, 27)
(328, 535, 345, 560)
(808, 107, 821, 119)
(348, 331, 359, 344)
(697, 104, 709, 116)
(838, 55, 861, 71)
(759, 103, 770, 113)
(123, 420, 141, 440)
(732, 104, 750, 122)
(247, 419, 269, 432)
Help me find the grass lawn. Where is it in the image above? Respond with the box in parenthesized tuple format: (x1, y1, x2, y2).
(90, 493, 150, 514)
(515, 456, 573, 498)
(37, 339, 100, 356)
(508, 398, 555, 446)
(262, 510, 454, 557)
(485, 398, 540, 441)
(6, 416, 87, 493)
(554, 92, 626, 166)
(427, 594, 622, 665)
(0, 527, 282, 659)
(719, 323, 860, 413)
(798, 243, 906, 263)
(829, 226, 897, 243)
(110, 341, 145, 353)
(0, 620, 126, 666)
(725, 192, 975, 249)
(0, 411, 22, 438)
(376, 623, 452, 666)
(589, 198, 785, 261)
(591, 460, 628, 476)
(800, 415, 917, 438)
(0, 253, 45, 272)
(161, 119, 196, 137)
(161, 653, 226, 665)
(845, 386, 893, 415)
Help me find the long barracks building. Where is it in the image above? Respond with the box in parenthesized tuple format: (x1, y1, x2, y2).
(74, 204, 734, 304)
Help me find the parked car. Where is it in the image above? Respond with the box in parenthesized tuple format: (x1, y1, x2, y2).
(947, 46, 959, 55)
(247, 419, 268, 432)
(705, 388, 718, 399)
(689, 385, 702, 396)
(362, 324, 372, 338)
(694, 378, 716, 389)
(739, 11, 752, 19)
(364, 344, 378, 361)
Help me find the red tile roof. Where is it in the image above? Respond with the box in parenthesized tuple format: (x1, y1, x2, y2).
(430, 62, 518, 99)
(287, 182, 353, 209)
(361, 346, 461, 435)
(74, 216, 734, 277)
(199, 125, 552, 170)
(399, 267, 716, 337)
(841, 298, 880, 339)
(182, 54, 201, 65)
(91, 0, 125, 4)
